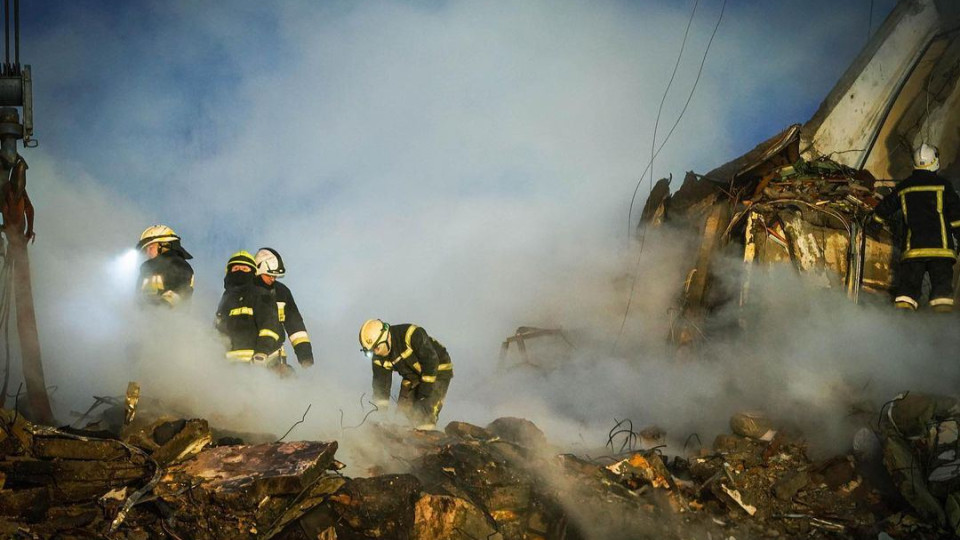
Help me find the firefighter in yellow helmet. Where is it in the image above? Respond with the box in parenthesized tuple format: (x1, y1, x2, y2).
(215, 251, 284, 368)
(136, 225, 194, 307)
(359, 319, 453, 430)
(872, 143, 960, 312)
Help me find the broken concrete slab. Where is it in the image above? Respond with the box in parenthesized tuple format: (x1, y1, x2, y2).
(444, 421, 493, 440)
(32, 436, 129, 461)
(150, 418, 212, 465)
(161, 440, 338, 505)
(485, 417, 547, 449)
(412, 492, 500, 540)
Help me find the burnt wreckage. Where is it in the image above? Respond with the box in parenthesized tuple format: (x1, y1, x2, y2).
(638, 0, 960, 344)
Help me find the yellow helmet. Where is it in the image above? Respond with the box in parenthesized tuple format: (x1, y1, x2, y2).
(137, 225, 180, 250)
(225, 251, 257, 274)
(359, 319, 391, 359)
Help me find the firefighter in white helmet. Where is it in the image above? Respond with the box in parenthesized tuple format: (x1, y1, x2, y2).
(872, 143, 960, 312)
(359, 319, 453, 430)
(135, 225, 194, 307)
(253, 247, 314, 369)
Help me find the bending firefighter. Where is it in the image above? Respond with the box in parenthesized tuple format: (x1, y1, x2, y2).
(215, 251, 283, 366)
(136, 225, 194, 307)
(254, 248, 314, 368)
(359, 319, 453, 430)
(872, 143, 960, 312)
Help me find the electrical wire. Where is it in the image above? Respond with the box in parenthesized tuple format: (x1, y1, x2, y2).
(649, 0, 700, 219)
(626, 0, 727, 240)
(614, 0, 728, 354)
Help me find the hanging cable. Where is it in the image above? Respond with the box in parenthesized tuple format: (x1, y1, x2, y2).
(627, 0, 728, 240)
(649, 0, 700, 224)
(614, 0, 727, 354)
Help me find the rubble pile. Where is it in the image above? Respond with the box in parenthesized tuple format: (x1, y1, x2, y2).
(0, 404, 956, 538)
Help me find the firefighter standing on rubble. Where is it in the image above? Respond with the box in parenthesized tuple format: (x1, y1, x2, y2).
(215, 251, 284, 366)
(136, 225, 194, 307)
(872, 143, 960, 312)
(359, 319, 453, 430)
(254, 248, 315, 370)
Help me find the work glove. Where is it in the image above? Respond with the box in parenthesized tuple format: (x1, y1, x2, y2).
(298, 356, 314, 368)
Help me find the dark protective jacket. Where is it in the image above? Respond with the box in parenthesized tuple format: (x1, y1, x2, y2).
(256, 279, 314, 365)
(137, 250, 194, 307)
(215, 272, 282, 361)
(372, 324, 453, 404)
(874, 169, 960, 260)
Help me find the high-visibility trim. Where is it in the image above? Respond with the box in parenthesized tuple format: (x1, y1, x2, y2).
(951, 220, 960, 228)
(902, 248, 957, 260)
(938, 189, 947, 249)
(930, 297, 955, 307)
(373, 399, 390, 409)
(411, 362, 422, 373)
(373, 360, 383, 367)
(899, 191, 911, 251)
(900, 186, 945, 195)
(289, 331, 310, 345)
(226, 349, 254, 361)
(899, 186, 951, 252)
(438, 363, 453, 371)
(230, 307, 254, 316)
(259, 329, 280, 340)
(421, 374, 437, 383)
(277, 302, 286, 323)
(399, 325, 419, 360)
(381, 361, 393, 370)
(141, 275, 165, 294)
(873, 214, 885, 224)
(894, 296, 919, 310)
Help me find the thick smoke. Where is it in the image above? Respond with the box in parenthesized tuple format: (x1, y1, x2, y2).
(4, 0, 920, 467)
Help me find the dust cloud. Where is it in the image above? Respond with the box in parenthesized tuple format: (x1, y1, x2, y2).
(1, 0, 928, 470)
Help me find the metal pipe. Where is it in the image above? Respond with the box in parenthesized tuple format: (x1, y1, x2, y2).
(14, 0, 19, 69)
(4, 0, 9, 71)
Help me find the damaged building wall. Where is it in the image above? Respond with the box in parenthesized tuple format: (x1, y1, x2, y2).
(801, 0, 945, 170)
(803, 0, 960, 179)
(640, 0, 960, 344)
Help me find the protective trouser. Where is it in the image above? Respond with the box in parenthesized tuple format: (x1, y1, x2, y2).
(397, 378, 451, 429)
(895, 258, 955, 311)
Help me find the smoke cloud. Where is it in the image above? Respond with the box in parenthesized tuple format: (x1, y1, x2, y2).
(5, 0, 931, 469)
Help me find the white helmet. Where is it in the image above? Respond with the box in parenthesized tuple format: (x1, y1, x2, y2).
(913, 143, 940, 172)
(254, 247, 285, 277)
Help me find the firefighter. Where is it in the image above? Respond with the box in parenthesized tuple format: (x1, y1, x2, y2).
(214, 251, 283, 366)
(254, 248, 314, 368)
(872, 143, 960, 312)
(136, 225, 194, 307)
(359, 319, 453, 430)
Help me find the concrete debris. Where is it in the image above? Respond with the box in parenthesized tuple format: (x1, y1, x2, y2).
(3, 399, 960, 538)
